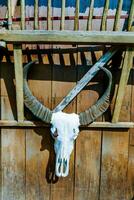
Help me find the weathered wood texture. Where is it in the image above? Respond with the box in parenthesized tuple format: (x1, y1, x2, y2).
(0, 1, 134, 200)
(0, 30, 134, 44)
(0, 62, 25, 200)
(13, 44, 24, 121)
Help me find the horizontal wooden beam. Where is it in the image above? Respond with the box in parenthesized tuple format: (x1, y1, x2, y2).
(0, 120, 134, 128)
(0, 30, 134, 45)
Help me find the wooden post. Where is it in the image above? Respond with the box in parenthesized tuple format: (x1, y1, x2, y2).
(87, 0, 94, 31)
(47, 0, 52, 30)
(127, 0, 134, 31)
(101, 0, 109, 31)
(8, 0, 12, 30)
(13, 44, 24, 121)
(34, 0, 39, 30)
(74, 0, 79, 30)
(113, 0, 123, 31)
(60, 0, 66, 30)
(21, 0, 25, 30)
(112, 48, 133, 122)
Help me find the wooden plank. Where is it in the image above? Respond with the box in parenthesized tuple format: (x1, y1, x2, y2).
(25, 63, 52, 200)
(74, 48, 101, 200)
(0, 120, 134, 128)
(74, 0, 79, 30)
(21, 0, 25, 30)
(53, 47, 118, 112)
(127, 146, 134, 199)
(0, 64, 25, 200)
(113, 0, 123, 31)
(130, 64, 134, 145)
(13, 44, 24, 121)
(50, 43, 77, 200)
(99, 130, 129, 200)
(101, 0, 109, 31)
(87, 0, 94, 31)
(100, 68, 131, 199)
(0, 30, 134, 45)
(47, 0, 52, 30)
(1, 129, 25, 200)
(34, 0, 39, 30)
(60, 0, 66, 30)
(112, 48, 133, 123)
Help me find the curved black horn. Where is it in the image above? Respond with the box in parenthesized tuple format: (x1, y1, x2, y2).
(79, 67, 112, 125)
(23, 61, 52, 123)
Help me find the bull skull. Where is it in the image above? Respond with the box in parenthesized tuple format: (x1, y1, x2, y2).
(23, 61, 112, 177)
(51, 112, 80, 177)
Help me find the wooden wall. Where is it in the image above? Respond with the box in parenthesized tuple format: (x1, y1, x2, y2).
(0, 1, 134, 200)
(0, 44, 134, 200)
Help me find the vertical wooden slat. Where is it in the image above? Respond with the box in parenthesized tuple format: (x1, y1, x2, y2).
(51, 44, 77, 200)
(8, 0, 12, 30)
(127, 0, 134, 31)
(21, 0, 25, 30)
(87, 0, 94, 31)
(47, 0, 52, 30)
(1, 62, 25, 200)
(100, 64, 131, 199)
(101, 0, 109, 31)
(1, 129, 25, 200)
(60, 0, 66, 30)
(112, 48, 133, 123)
(13, 44, 24, 121)
(127, 146, 134, 199)
(74, 50, 101, 200)
(74, 0, 79, 30)
(113, 0, 123, 31)
(34, 0, 39, 30)
(25, 62, 52, 200)
(100, 130, 129, 200)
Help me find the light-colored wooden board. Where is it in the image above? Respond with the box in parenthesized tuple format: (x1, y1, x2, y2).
(74, 49, 102, 200)
(100, 75, 131, 200)
(99, 130, 129, 200)
(0, 30, 134, 45)
(112, 48, 133, 123)
(13, 44, 24, 121)
(1, 129, 25, 200)
(127, 146, 134, 199)
(0, 58, 25, 199)
(0, 120, 134, 128)
(50, 44, 77, 200)
(25, 62, 52, 200)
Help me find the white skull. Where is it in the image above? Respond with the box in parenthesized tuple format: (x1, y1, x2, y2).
(51, 111, 80, 177)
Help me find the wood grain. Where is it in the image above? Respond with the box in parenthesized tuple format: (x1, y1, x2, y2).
(74, 49, 101, 200)
(112, 48, 133, 122)
(100, 72, 131, 200)
(0, 30, 134, 45)
(100, 130, 129, 200)
(25, 63, 52, 200)
(13, 44, 24, 121)
(1, 63, 25, 200)
(127, 146, 134, 200)
(50, 44, 77, 200)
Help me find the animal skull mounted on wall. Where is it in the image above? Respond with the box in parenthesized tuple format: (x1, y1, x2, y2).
(23, 61, 112, 177)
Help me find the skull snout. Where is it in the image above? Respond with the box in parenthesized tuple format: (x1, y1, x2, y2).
(56, 156, 69, 177)
(55, 140, 73, 177)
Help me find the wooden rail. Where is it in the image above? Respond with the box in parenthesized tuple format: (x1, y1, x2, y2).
(0, 30, 134, 44)
(0, 120, 134, 128)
